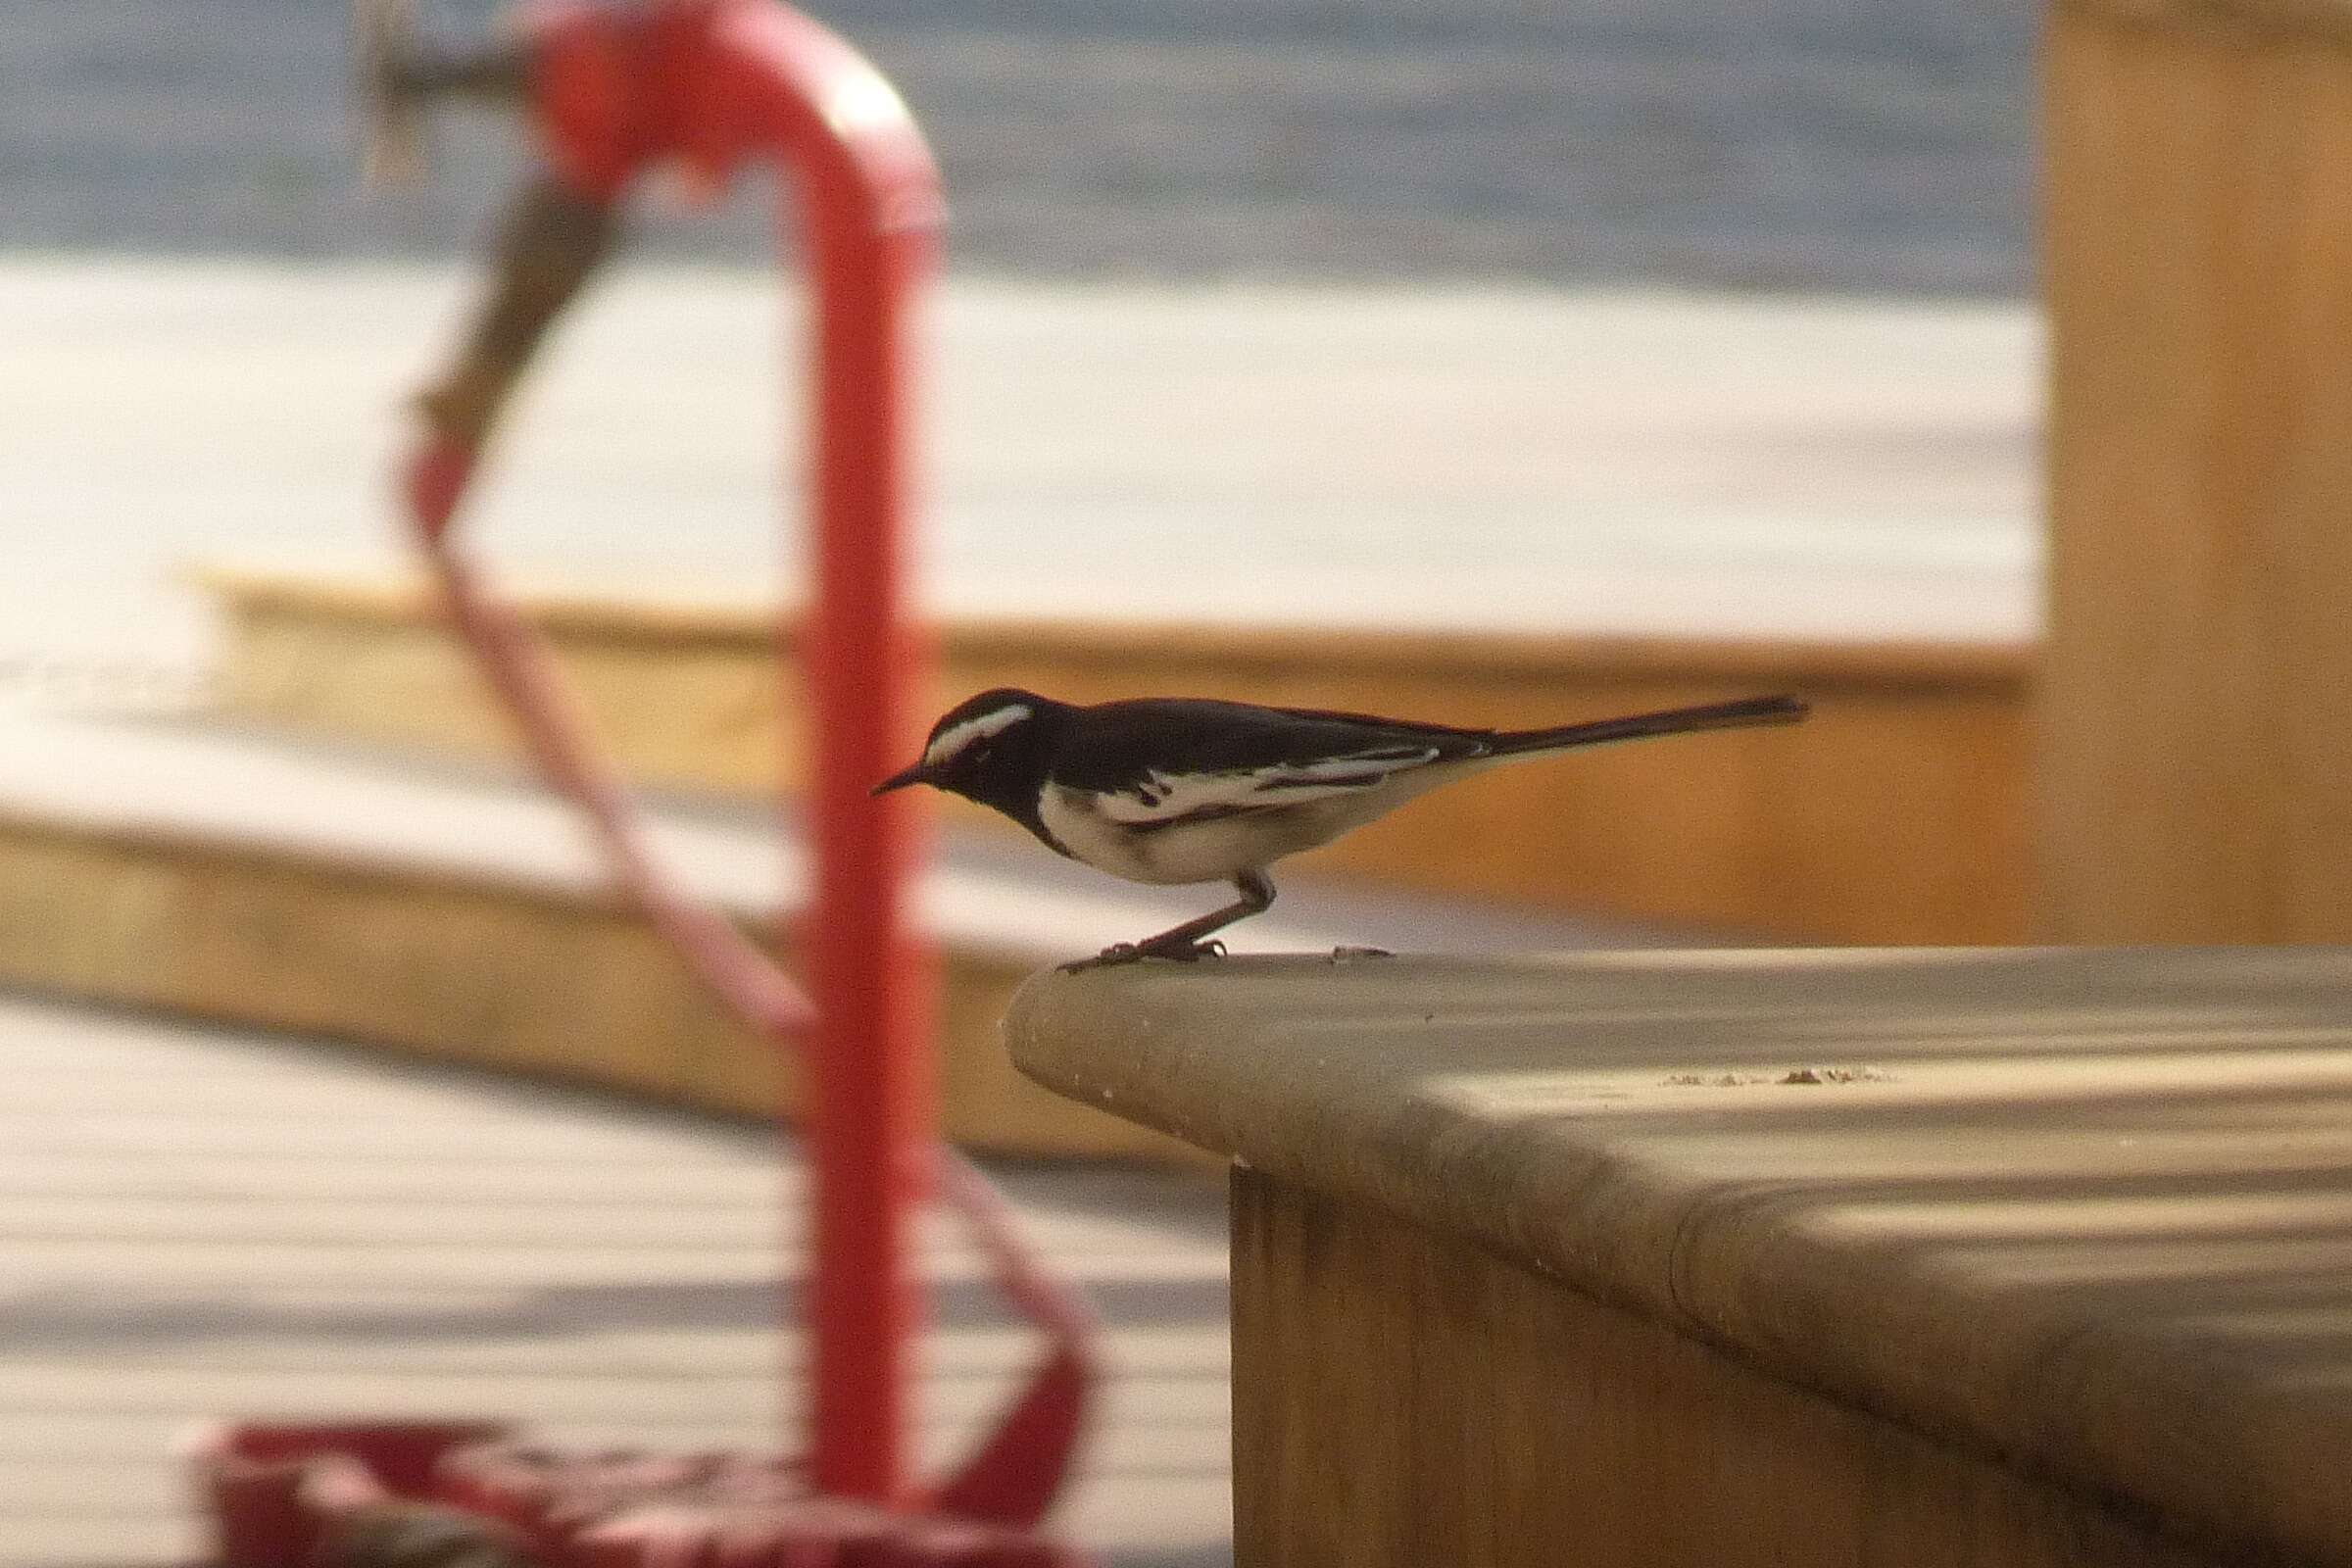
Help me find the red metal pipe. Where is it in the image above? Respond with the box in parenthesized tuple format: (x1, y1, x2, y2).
(794, 68, 938, 1510)
(197, 3, 1097, 1557)
(391, 0, 1094, 1523)
(524, 2, 947, 1499)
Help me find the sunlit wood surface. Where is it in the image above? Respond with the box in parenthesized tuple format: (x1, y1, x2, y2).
(0, 260, 2034, 679)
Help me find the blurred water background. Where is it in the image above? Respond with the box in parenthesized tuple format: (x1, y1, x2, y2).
(3, 0, 2034, 291)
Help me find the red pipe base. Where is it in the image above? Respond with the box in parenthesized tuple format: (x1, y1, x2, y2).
(192, 1423, 1089, 1567)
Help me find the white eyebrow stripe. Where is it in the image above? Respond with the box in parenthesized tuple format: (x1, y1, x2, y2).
(924, 704, 1032, 765)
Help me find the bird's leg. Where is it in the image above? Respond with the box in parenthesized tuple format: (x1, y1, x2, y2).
(1062, 871, 1276, 972)
(1127, 869, 1275, 959)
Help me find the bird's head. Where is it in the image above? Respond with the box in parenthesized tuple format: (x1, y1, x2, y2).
(874, 687, 1061, 806)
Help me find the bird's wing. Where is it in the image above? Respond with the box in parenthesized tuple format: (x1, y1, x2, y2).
(1093, 745, 1449, 825)
(1061, 700, 1490, 827)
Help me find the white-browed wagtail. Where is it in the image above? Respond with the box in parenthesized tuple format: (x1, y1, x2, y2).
(876, 687, 1808, 968)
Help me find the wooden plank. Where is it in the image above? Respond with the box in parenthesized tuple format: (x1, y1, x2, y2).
(2061, 0, 2352, 45)
(0, 812, 1192, 1160)
(198, 565, 2033, 943)
(1232, 1168, 2226, 1568)
(2041, 9, 2352, 939)
(192, 564, 2030, 684)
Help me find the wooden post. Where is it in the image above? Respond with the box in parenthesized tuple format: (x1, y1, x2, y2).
(2040, 0, 2352, 940)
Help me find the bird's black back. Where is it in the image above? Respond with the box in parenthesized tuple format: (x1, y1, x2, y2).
(1042, 698, 1494, 793)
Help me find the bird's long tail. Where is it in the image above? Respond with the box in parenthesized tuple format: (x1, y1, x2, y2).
(1493, 694, 1808, 756)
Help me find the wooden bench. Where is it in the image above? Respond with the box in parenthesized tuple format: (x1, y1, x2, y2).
(1009, 949, 2352, 1565)
(197, 565, 2032, 945)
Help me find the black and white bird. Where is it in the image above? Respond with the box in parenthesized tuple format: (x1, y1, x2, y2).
(875, 687, 1808, 968)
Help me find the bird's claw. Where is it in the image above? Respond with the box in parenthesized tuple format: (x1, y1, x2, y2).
(1328, 945, 1395, 962)
(1058, 937, 1228, 974)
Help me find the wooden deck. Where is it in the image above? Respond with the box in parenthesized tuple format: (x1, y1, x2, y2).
(0, 259, 2034, 684)
(0, 993, 1232, 1566)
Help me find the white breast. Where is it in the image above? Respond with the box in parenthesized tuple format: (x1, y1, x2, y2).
(1037, 774, 1457, 886)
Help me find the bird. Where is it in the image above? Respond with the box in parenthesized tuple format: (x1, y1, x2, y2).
(874, 687, 1809, 968)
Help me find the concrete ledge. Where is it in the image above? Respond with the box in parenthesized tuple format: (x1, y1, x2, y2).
(197, 564, 2033, 944)
(1009, 950, 2352, 1563)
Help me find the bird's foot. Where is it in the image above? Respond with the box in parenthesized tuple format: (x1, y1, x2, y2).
(1058, 937, 1228, 974)
(1328, 945, 1395, 962)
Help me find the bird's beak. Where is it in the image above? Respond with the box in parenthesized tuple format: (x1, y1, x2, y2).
(872, 760, 934, 797)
